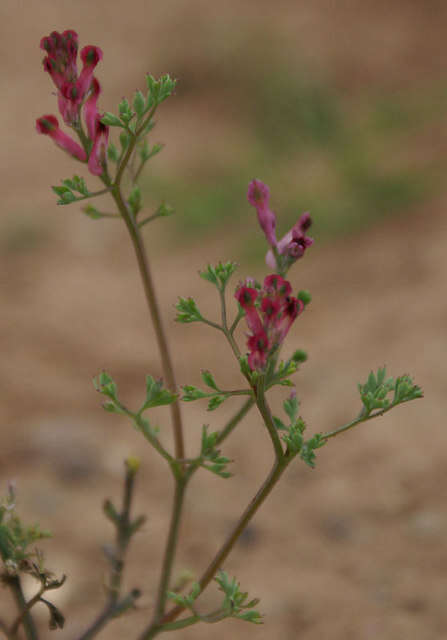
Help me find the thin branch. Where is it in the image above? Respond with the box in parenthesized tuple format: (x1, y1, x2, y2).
(155, 457, 288, 631)
(7, 576, 39, 640)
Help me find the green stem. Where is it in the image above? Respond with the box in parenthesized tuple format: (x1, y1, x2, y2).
(254, 375, 284, 460)
(219, 289, 240, 359)
(322, 405, 393, 440)
(158, 457, 288, 628)
(7, 576, 38, 640)
(109, 184, 185, 460)
(151, 478, 187, 626)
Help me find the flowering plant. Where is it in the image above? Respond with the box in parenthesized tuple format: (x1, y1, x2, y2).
(0, 29, 423, 640)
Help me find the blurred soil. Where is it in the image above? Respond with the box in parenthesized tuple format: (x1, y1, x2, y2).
(1, 1, 447, 639)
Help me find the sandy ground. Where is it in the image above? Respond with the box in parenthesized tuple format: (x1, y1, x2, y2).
(1, 2, 447, 639)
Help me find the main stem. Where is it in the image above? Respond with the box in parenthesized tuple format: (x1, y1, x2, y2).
(159, 458, 287, 627)
(152, 479, 186, 623)
(110, 185, 185, 460)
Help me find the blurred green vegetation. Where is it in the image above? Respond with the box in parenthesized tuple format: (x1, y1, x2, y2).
(138, 36, 446, 263)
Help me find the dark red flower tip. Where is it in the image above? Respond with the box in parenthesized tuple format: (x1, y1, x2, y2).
(81, 45, 103, 67)
(263, 274, 292, 297)
(235, 286, 258, 309)
(35, 115, 58, 133)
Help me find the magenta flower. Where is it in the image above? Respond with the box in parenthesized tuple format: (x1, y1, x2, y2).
(247, 179, 313, 273)
(38, 30, 108, 177)
(247, 179, 277, 247)
(266, 212, 314, 269)
(235, 274, 304, 370)
(84, 77, 101, 139)
(41, 30, 103, 126)
(36, 115, 87, 161)
(88, 114, 109, 176)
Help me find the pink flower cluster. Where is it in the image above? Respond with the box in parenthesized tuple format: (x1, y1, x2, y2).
(235, 275, 304, 370)
(247, 179, 313, 271)
(36, 30, 109, 176)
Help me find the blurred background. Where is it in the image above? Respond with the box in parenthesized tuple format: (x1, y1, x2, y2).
(1, 0, 446, 638)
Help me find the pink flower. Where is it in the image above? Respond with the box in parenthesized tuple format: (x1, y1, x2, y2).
(36, 115, 87, 161)
(266, 212, 314, 268)
(84, 77, 101, 139)
(41, 30, 79, 90)
(78, 46, 103, 98)
(41, 30, 102, 126)
(247, 180, 314, 272)
(247, 179, 277, 247)
(38, 31, 108, 172)
(235, 274, 305, 370)
(88, 114, 109, 176)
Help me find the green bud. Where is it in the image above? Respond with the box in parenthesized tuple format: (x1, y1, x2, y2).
(292, 349, 308, 363)
(297, 290, 312, 306)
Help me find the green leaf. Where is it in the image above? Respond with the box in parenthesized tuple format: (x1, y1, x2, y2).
(272, 416, 287, 431)
(207, 395, 226, 411)
(299, 433, 326, 468)
(200, 262, 237, 290)
(154, 201, 174, 218)
(83, 204, 103, 220)
(201, 370, 219, 390)
(118, 98, 132, 121)
(283, 393, 299, 423)
(107, 143, 119, 163)
(141, 376, 177, 411)
(175, 297, 203, 323)
(133, 90, 146, 118)
(119, 131, 130, 150)
(101, 112, 124, 127)
(128, 185, 142, 215)
(181, 385, 208, 401)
